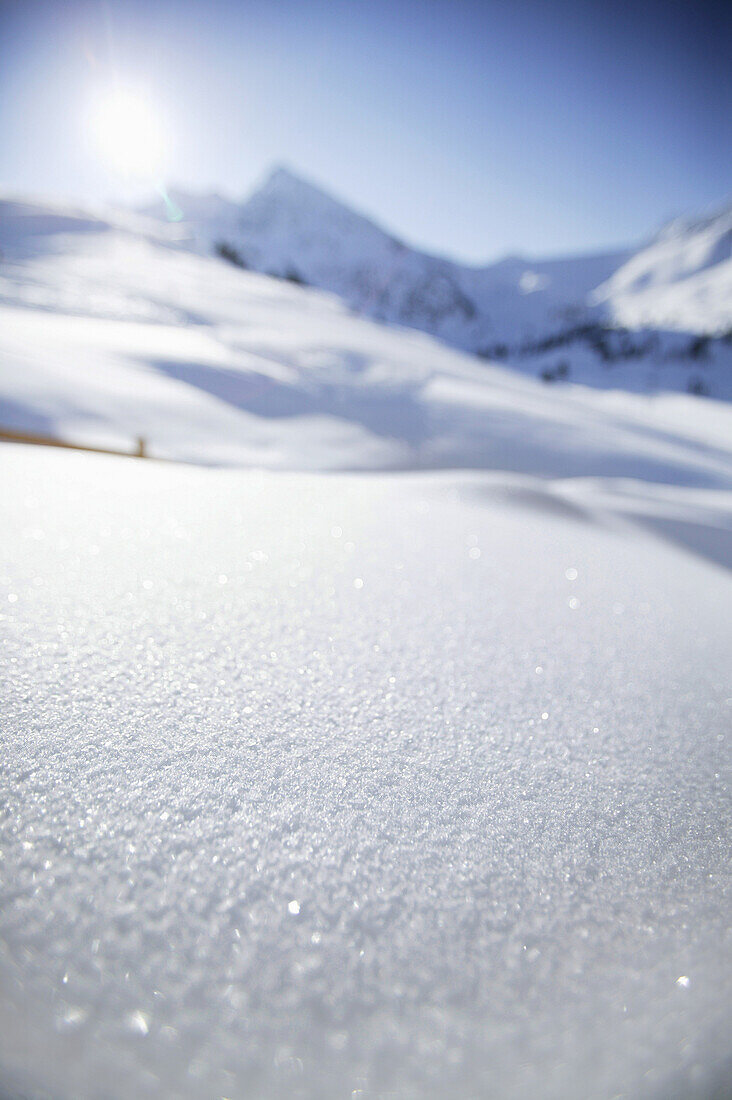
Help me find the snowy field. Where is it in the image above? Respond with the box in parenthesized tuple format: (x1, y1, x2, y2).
(1, 195, 731, 1098)
(1, 445, 731, 1099)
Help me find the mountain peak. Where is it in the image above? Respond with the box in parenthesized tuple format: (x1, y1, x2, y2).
(240, 165, 399, 247)
(254, 165, 340, 207)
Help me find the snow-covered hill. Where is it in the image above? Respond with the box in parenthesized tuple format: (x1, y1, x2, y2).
(143, 169, 732, 364)
(592, 203, 732, 334)
(2, 194, 732, 475)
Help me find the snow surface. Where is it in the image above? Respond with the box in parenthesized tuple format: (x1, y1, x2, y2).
(1, 443, 731, 1100)
(1, 188, 731, 1098)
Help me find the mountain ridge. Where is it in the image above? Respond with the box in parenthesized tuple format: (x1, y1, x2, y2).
(141, 167, 732, 356)
(143, 167, 630, 352)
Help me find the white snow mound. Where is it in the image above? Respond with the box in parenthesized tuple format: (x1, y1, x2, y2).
(0, 444, 730, 1099)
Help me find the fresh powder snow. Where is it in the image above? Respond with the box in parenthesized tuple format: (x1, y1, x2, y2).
(0, 189, 731, 1100)
(1, 445, 730, 1100)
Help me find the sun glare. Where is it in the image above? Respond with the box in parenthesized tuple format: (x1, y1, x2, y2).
(91, 89, 166, 178)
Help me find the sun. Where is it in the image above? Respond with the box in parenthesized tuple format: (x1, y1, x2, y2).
(91, 89, 167, 178)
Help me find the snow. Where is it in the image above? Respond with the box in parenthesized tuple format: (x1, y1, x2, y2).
(1, 444, 730, 1099)
(145, 168, 632, 354)
(592, 204, 732, 334)
(143, 169, 732, 360)
(1, 189, 731, 1098)
(3, 196, 732, 470)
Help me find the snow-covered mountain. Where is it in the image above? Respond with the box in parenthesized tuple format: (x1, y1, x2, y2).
(2, 192, 732, 474)
(142, 168, 732, 359)
(140, 169, 631, 351)
(592, 203, 732, 334)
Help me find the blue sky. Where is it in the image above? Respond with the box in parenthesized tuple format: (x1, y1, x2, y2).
(1, 0, 729, 262)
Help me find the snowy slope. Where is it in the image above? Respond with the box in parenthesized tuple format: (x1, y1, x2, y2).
(593, 203, 732, 334)
(1, 188, 732, 1100)
(3, 194, 732, 473)
(1, 443, 731, 1100)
